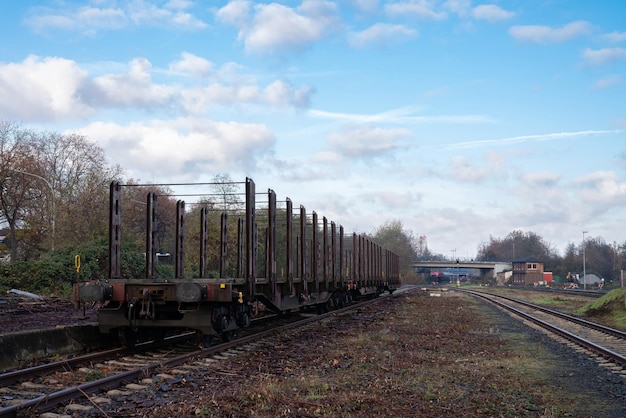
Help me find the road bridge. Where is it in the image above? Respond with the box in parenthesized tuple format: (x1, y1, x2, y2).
(413, 261, 512, 280)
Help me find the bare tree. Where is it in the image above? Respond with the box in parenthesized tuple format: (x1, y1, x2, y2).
(211, 173, 242, 211)
(0, 121, 41, 261)
(38, 132, 123, 247)
(1, 121, 123, 260)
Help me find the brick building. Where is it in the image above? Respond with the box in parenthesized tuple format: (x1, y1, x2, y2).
(511, 257, 544, 285)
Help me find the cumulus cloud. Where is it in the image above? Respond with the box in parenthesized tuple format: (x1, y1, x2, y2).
(0, 54, 313, 121)
(509, 21, 592, 44)
(169, 52, 214, 78)
(348, 23, 417, 48)
(581, 48, 626, 67)
(216, 0, 340, 55)
(472, 5, 515, 22)
(25, 0, 207, 34)
(90, 58, 175, 108)
(327, 124, 412, 158)
(78, 118, 275, 177)
(572, 171, 626, 205)
(215, 0, 250, 27)
(0, 55, 93, 121)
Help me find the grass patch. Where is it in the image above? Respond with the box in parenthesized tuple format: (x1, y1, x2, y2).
(575, 288, 626, 329)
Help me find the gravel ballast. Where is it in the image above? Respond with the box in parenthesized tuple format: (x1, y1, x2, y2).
(32, 288, 623, 417)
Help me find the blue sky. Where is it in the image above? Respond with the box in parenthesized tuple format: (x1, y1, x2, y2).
(1, 1, 625, 259)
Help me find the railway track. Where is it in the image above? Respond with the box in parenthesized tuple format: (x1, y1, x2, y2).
(0, 297, 381, 417)
(462, 289, 626, 371)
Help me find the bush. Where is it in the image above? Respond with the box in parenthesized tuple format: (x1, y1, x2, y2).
(0, 239, 148, 297)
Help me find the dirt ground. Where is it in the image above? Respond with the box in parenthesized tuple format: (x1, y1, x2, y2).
(48, 288, 625, 418)
(0, 292, 97, 334)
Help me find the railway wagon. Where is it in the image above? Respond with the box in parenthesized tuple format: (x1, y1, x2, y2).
(74, 178, 399, 346)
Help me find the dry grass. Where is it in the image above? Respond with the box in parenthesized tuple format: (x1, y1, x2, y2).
(111, 290, 624, 418)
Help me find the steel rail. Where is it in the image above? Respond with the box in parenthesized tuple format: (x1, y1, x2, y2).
(0, 297, 385, 417)
(0, 347, 126, 388)
(464, 290, 626, 367)
(0, 331, 197, 388)
(469, 289, 626, 338)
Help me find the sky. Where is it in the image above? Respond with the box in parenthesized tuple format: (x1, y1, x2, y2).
(1, 0, 625, 260)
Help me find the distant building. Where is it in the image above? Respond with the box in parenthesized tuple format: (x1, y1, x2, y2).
(511, 257, 544, 285)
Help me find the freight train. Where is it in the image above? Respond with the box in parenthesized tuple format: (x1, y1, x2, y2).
(74, 178, 400, 346)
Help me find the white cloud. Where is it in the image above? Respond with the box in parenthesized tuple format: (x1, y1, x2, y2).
(309, 106, 492, 124)
(78, 118, 275, 178)
(310, 150, 344, 165)
(385, 1, 447, 20)
(509, 21, 592, 44)
(581, 48, 626, 67)
(263, 80, 313, 107)
(520, 171, 561, 187)
(472, 5, 514, 22)
(348, 23, 417, 48)
(0, 54, 313, 122)
(573, 171, 626, 205)
(443, 0, 472, 18)
(603, 31, 626, 43)
(0, 55, 93, 121)
(449, 155, 490, 182)
(217, 0, 340, 55)
(25, 0, 207, 34)
(169, 52, 214, 78)
(215, 0, 251, 27)
(327, 124, 412, 158)
(90, 58, 176, 108)
(447, 152, 508, 184)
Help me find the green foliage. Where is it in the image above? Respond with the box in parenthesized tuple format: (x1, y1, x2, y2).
(0, 258, 73, 296)
(0, 238, 150, 297)
(575, 288, 626, 328)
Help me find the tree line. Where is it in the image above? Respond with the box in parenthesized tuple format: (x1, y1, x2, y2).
(476, 230, 624, 284)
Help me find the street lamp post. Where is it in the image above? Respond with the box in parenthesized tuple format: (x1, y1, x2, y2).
(9, 169, 56, 251)
(582, 231, 588, 290)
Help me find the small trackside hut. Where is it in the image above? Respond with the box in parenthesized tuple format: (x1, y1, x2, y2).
(74, 178, 400, 346)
